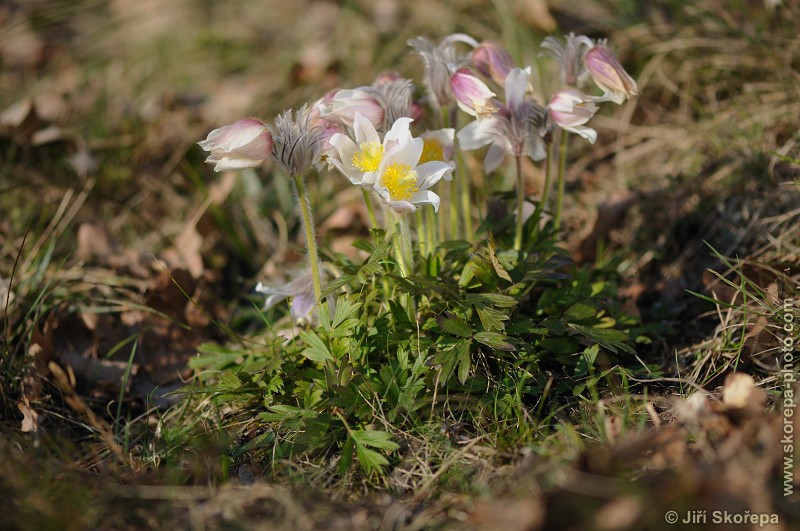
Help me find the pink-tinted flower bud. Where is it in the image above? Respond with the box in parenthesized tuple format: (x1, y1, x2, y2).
(472, 41, 516, 87)
(584, 45, 638, 104)
(450, 68, 497, 117)
(321, 88, 385, 129)
(547, 89, 598, 143)
(198, 118, 273, 172)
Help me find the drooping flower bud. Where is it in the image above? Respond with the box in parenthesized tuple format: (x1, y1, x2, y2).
(321, 88, 385, 130)
(547, 89, 599, 143)
(198, 118, 273, 172)
(584, 45, 638, 104)
(450, 68, 497, 117)
(472, 41, 516, 87)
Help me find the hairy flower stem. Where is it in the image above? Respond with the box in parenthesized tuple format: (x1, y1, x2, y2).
(426, 206, 438, 256)
(440, 106, 459, 240)
(553, 131, 569, 231)
(293, 174, 322, 303)
(361, 187, 379, 229)
(457, 151, 473, 239)
(530, 139, 554, 233)
(513, 154, 525, 251)
(415, 209, 428, 256)
(391, 212, 413, 277)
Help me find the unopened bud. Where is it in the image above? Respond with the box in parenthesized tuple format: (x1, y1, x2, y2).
(472, 41, 516, 86)
(584, 45, 638, 104)
(198, 118, 273, 172)
(450, 68, 497, 117)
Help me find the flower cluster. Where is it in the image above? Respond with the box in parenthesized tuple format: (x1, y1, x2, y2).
(198, 29, 637, 316)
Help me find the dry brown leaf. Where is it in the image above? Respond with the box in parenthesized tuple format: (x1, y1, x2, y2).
(17, 398, 40, 434)
(723, 372, 767, 413)
(76, 223, 116, 261)
(0, 98, 40, 137)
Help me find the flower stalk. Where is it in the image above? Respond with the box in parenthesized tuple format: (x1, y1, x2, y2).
(293, 174, 323, 304)
(513, 154, 524, 251)
(530, 138, 554, 232)
(553, 131, 569, 232)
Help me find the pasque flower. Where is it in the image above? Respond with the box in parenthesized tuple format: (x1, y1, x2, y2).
(256, 269, 319, 322)
(547, 89, 598, 143)
(319, 88, 386, 131)
(198, 118, 273, 172)
(408, 33, 479, 109)
(449, 68, 497, 117)
(584, 44, 638, 104)
(328, 112, 414, 186)
(374, 129, 452, 213)
(472, 41, 516, 87)
(456, 67, 547, 173)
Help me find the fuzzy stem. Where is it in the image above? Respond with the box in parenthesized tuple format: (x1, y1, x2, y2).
(513, 154, 525, 252)
(415, 208, 427, 257)
(426, 205, 438, 256)
(554, 131, 569, 232)
(361, 187, 379, 229)
(457, 151, 473, 239)
(530, 139, 554, 233)
(293, 174, 322, 303)
(439, 106, 459, 241)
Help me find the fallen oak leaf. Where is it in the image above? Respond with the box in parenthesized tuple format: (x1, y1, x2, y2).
(17, 398, 40, 434)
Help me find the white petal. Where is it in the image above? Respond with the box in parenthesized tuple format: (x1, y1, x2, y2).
(525, 136, 547, 161)
(416, 161, 452, 189)
(290, 293, 315, 320)
(408, 189, 441, 212)
(484, 141, 508, 173)
(353, 112, 380, 145)
(564, 125, 597, 144)
(457, 119, 495, 150)
(504, 67, 529, 110)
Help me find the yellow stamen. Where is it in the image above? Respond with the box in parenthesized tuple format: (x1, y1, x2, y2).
(352, 142, 384, 172)
(420, 138, 445, 164)
(382, 163, 418, 201)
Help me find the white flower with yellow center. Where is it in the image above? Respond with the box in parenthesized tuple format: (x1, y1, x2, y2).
(328, 112, 412, 186)
(374, 128, 453, 214)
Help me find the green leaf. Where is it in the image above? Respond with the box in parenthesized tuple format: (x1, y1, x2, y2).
(488, 235, 512, 282)
(260, 404, 316, 422)
(456, 340, 472, 384)
(190, 343, 243, 370)
(474, 331, 515, 351)
(568, 324, 635, 354)
(437, 312, 473, 338)
(355, 444, 389, 474)
(350, 429, 399, 451)
(333, 298, 362, 330)
(476, 306, 508, 332)
(322, 273, 354, 298)
(564, 302, 597, 322)
(574, 344, 600, 376)
(465, 293, 517, 308)
(299, 330, 333, 362)
(337, 436, 354, 475)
